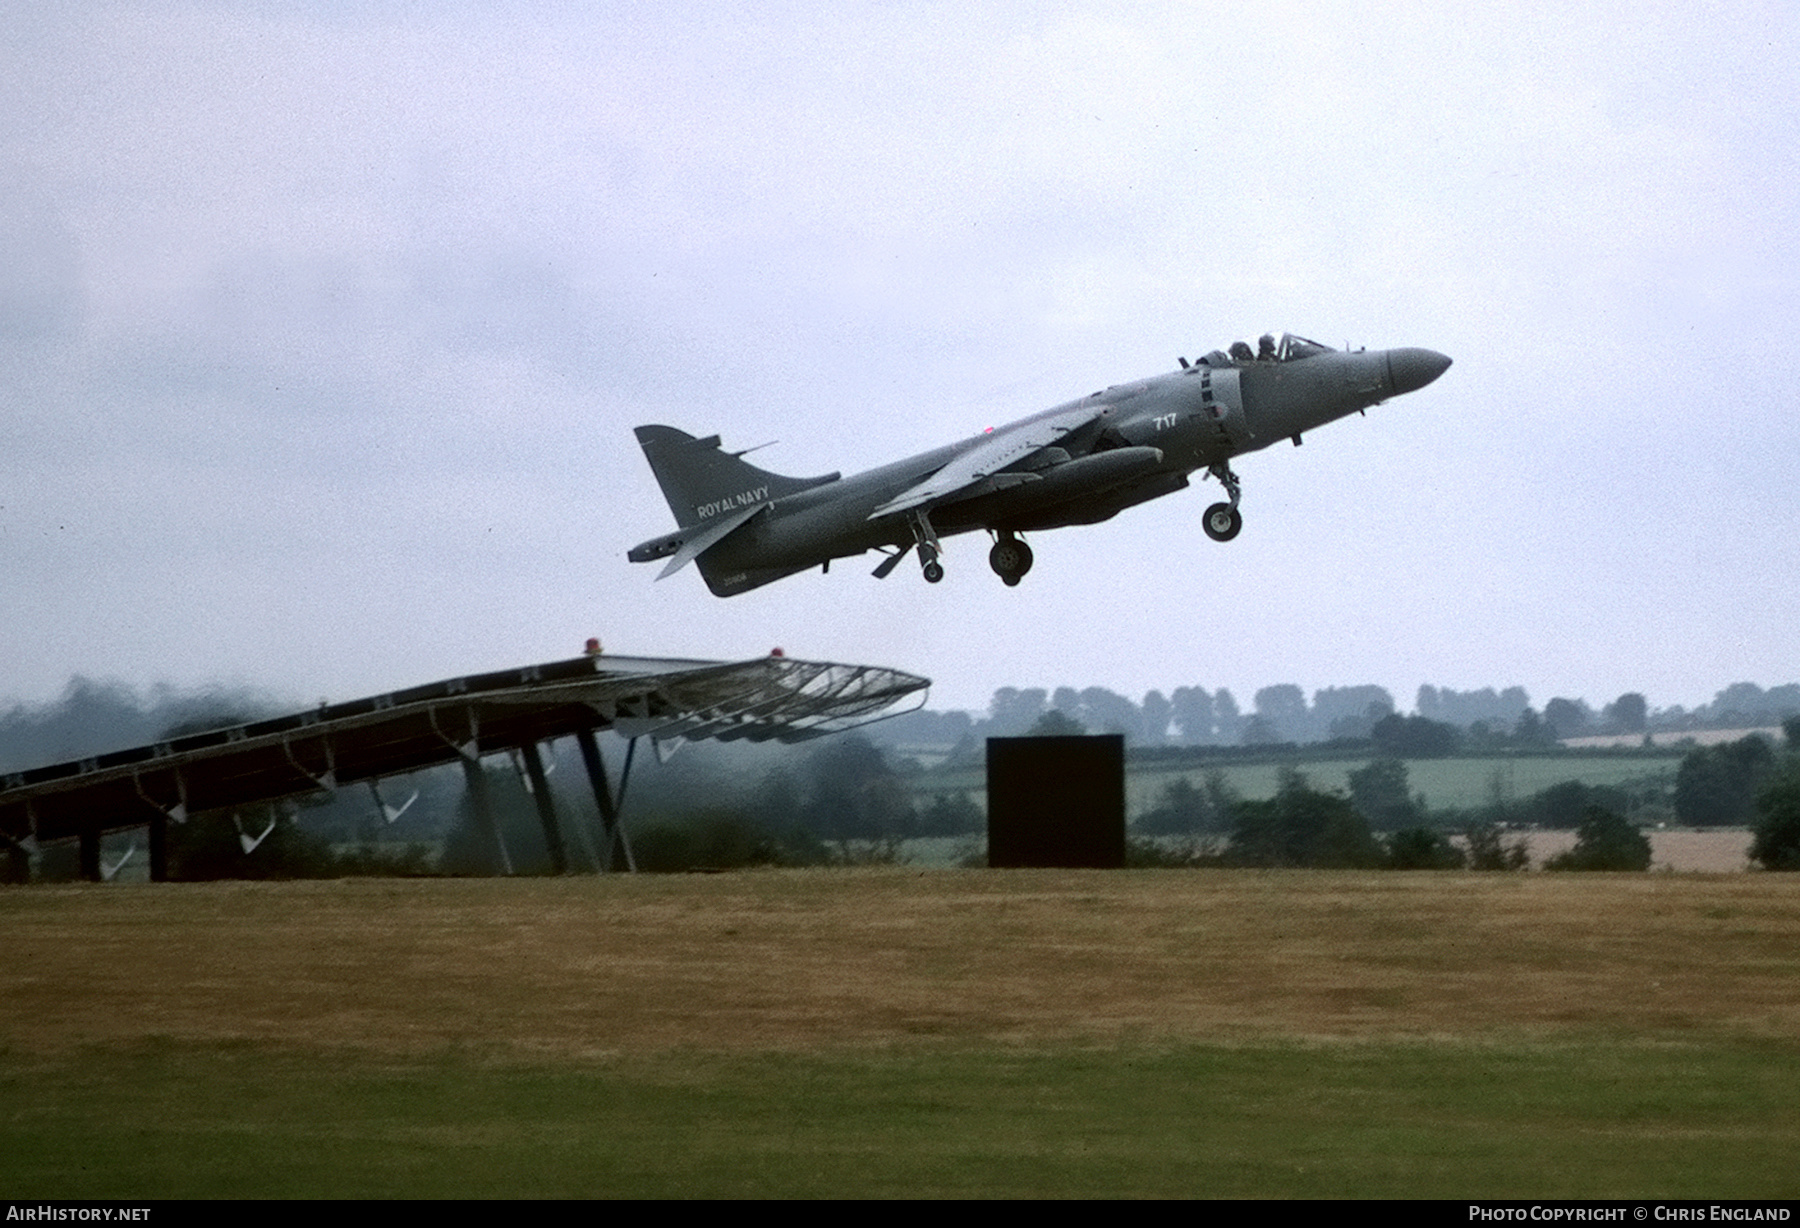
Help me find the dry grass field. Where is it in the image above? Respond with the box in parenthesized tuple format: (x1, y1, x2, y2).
(1547, 828, 1751, 873)
(4, 869, 1799, 1197)
(4, 870, 1798, 1053)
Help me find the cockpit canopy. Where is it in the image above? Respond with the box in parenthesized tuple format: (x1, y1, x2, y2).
(1198, 332, 1332, 368)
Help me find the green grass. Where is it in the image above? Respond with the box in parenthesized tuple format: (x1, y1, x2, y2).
(5, 872, 1795, 1198)
(5, 1037, 1796, 1198)
(919, 754, 1679, 818)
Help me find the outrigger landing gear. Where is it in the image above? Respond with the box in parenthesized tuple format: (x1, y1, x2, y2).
(988, 531, 1034, 587)
(909, 509, 945, 584)
(1203, 461, 1244, 542)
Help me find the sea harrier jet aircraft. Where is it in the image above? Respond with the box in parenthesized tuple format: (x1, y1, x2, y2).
(627, 332, 1450, 595)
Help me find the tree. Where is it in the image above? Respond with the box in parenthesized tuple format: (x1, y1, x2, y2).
(1076, 686, 1143, 740)
(1135, 770, 1236, 836)
(917, 791, 983, 837)
(1139, 690, 1173, 745)
(988, 687, 1047, 736)
(441, 764, 555, 875)
(748, 766, 805, 830)
(1371, 713, 1462, 758)
(1528, 780, 1631, 830)
(1605, 692, 1648, 734)
(1542, 697, 1592, 740)
(1544, 806, 1651, 871)
(1253, 684, 1309, 742)
(1239, 714, 1282, 745)
(1710, 682, 1768, 727)
(1313, 686, 1396, 742)
(1213, 689, 1243, 744)
(1027, 709, 1086, 737)
(631, 808, 794, 872)
(1226, 770, 1383, 868)
(1674, 735, 1776, 826)
(1464, 821, 1530, 870)
(1327, 700, 1393, 742)
(1135, 775, 1205, 835)
(1750, 768, 1800, 870)
(1385, 827, 1466, 869)
(170, 802, 339, 880)
(1347, 757, 1423, 829)
(1418, 684, 1531, 730)
(1513, 706, 1558, 748)
(1168, 686, 1215, 744)
(802, 733, 916, 843)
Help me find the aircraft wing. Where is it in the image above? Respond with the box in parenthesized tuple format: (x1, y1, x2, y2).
(654, 502, 766, 579)
(869, 404, 1102, 519)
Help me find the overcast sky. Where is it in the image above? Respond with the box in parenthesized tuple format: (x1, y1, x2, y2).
(3, 1, 1797, 723)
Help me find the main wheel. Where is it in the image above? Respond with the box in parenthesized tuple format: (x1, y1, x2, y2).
(923, 560, 945, 584)
(988, 538, 1032, 581)
(1203, 502, 1242, 542)
(993, 532, 1036, 579)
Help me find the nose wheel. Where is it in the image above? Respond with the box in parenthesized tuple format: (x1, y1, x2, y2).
(1203, 503, 1242, 542)
(988, 533, 1034, 586)
(1203, 461, 1243, 542)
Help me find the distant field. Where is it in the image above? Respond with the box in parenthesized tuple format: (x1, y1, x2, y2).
(3, 871, 1798, 1197)
(922, 753, 1680, 816)
(1529, 828, 1753, 873)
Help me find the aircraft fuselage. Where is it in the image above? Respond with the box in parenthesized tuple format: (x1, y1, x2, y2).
(628, 336, 1450, 595)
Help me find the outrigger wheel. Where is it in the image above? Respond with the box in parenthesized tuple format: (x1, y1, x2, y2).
(988, 534, 1034, 586)
(919, 542, 945, 584)
(909, 509, 947, 583)
(1203, 502, 1242, 542)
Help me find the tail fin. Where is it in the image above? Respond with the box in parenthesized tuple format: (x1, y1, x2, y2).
(634, 425, 838, 528)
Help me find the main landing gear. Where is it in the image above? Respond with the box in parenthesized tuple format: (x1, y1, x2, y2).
(1203, 461, 1244, 542)
(872, 514, 1035, 587)
(988, 532, 1034, 587)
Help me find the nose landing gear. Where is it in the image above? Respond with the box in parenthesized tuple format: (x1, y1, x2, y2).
(1203, 502, 1242, 542)
(1203, 462, 1244, 542)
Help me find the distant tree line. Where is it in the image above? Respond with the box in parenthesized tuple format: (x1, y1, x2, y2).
(10, 673, 1800, 772)
(1125, 718, 1800, 871)
(8, 676, 1800, 878)
(0, 676, 280, 774)
(875, 680, 1800, 752)
(1132, 760, 1663, 871)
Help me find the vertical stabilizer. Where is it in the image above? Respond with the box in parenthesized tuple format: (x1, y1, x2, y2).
(633, 425, 838, 528)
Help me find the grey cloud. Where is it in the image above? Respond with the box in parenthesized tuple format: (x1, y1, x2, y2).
(0, 186, 85, 342)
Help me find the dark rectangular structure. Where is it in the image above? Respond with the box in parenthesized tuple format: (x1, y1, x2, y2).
(986, 735, 1125, 868)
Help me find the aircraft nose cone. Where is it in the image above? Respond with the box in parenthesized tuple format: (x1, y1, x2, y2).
(1386, 347, 1452, 395)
